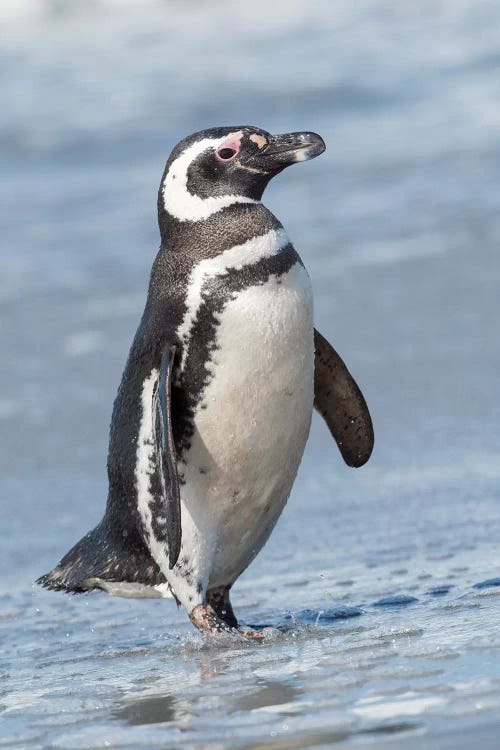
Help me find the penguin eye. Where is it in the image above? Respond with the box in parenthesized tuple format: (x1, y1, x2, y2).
(216, 147, 238, 161)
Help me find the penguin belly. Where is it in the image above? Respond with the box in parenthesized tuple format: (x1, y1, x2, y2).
(175, 260, 314, 603)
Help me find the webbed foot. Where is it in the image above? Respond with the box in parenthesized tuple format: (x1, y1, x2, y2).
(206, 585, 238, 628)
(190, 604, 239, 635)
(189, 604, 264, 641)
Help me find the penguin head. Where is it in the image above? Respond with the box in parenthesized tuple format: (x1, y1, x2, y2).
(159, 126, 325, 224)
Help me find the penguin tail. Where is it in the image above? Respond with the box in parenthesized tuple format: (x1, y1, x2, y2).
(37, 520, 167, 596)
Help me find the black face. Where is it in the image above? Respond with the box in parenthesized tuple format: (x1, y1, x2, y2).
(166, 126, 326, 202)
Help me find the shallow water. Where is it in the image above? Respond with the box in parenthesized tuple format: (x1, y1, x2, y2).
(2, 1, 500, 747)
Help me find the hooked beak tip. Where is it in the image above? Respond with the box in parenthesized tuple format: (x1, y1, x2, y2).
(260, 131, 326, 167)
(295, 132, 326, 161)
(293, 134, 326, 162)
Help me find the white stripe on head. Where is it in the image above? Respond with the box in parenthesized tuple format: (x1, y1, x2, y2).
(177, 227, 290, 369)
(162, 136, 258, 222)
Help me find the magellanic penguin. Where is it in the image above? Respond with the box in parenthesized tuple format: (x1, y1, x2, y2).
(38, 126, 374, 637)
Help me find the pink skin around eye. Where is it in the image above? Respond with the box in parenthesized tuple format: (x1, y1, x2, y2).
(216, 131, 243, 161)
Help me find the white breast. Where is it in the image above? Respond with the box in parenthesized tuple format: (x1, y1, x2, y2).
(176, 227, 291, 371)
(177, 259, 314, 594)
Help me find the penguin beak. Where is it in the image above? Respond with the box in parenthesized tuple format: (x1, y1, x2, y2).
(253, 132, 326, 171)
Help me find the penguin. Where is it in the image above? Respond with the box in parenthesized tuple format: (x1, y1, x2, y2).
(38, 126, 374, 637)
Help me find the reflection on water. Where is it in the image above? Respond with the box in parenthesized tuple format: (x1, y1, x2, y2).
(230, 680, 301, 714)
(117, 693, 190, 726)
(2, 0, 500, 748)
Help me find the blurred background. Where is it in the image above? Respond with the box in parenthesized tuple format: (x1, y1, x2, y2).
(1, 1, 500, 748)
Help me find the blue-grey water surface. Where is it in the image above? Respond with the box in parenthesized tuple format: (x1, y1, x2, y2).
(1, 1, 500, 748)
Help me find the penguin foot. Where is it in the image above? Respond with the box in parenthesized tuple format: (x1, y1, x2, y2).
(190, 604, 240, 636)
(189, 605, 264, 641)
(206, 586, 238, 628)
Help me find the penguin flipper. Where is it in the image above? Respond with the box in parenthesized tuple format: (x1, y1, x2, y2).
(314, 328, 374, 467)
(154, 343, 182, 568)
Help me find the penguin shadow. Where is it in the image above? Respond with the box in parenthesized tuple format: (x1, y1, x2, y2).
(114, 678, 300, 728)
(113, 650, 230, 727)
(229, 678, 301, 714)
(114, 692, 191, 727)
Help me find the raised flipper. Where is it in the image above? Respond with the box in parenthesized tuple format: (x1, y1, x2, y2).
(314, 328, 374, 467)
(153, 344, 182, 568)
